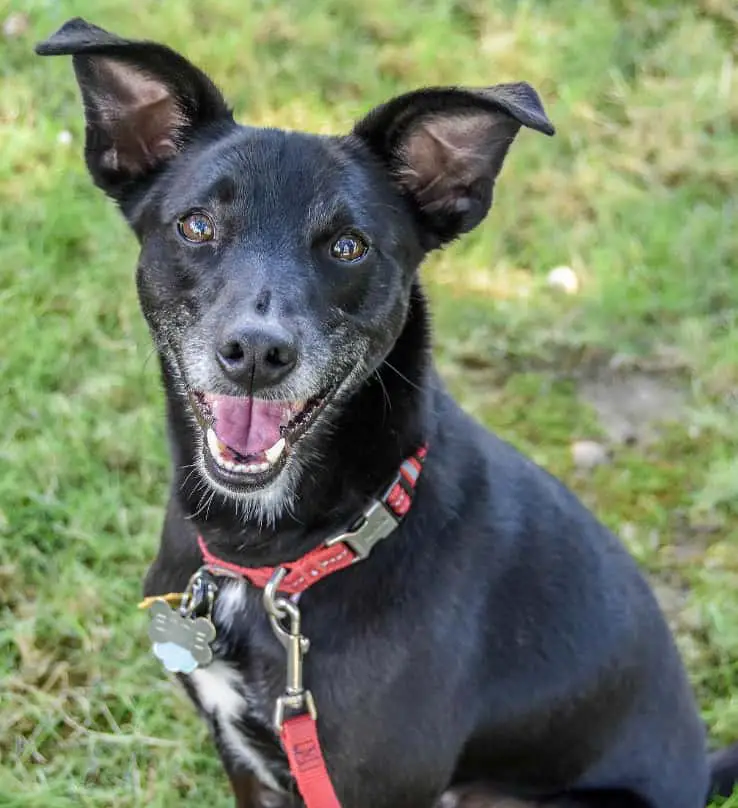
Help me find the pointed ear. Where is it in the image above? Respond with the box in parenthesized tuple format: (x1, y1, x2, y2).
(353, 84, 554, 244)
(36, 18, 232, 202)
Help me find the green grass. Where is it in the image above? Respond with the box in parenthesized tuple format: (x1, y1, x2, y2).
(1, 0, 737, 804)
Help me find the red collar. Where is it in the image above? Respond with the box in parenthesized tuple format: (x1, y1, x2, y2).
(197, 445, 427, 594)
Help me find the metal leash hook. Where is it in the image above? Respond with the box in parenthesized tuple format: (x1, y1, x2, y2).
(263, 567, 317, 731)
(180, 567, 217, 619)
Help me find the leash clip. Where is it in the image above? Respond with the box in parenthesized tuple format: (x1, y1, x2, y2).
(180, 567, 218, 619)
(264, 568, 317, 731)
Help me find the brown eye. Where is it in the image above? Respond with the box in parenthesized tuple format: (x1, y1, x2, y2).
(177, 211, 215, 243)
(330, 232, 369, 263)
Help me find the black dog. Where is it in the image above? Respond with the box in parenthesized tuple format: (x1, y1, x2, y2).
(37, 19, 738, 808)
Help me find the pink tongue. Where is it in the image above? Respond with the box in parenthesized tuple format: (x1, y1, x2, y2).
(209, 396, 286, 457)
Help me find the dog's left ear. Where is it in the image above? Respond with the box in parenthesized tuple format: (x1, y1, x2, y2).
(36, 18, 232, 204)
(353, 84, 554, 244)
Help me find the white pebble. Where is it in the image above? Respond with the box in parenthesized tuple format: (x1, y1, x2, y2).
(620, 522, 637, 543)
(547, 265, 579, 294)
(571, 440, 610, 469)
(3, 12, 29, 38)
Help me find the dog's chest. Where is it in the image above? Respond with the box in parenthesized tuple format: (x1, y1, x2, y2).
(185, 580, 290, 792)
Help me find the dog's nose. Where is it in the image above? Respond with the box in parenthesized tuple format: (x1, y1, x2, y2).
(216, 324, 298, 390)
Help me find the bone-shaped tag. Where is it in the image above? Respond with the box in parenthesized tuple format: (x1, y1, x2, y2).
(148, 599, 216, 674)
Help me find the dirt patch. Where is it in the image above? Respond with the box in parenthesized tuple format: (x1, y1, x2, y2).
(578, 370, 688, 445)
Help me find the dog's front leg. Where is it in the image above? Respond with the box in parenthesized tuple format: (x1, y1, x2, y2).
(438, 784, 648, 808)
(229, 771, 260, 808)
(228, 771, 293, 808)
(437, 789, 544, 808)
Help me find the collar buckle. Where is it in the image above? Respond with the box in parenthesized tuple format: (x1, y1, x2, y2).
(326, 494, 399, 560)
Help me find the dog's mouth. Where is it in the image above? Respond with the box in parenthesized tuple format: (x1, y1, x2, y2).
(188, 389, 330, 488)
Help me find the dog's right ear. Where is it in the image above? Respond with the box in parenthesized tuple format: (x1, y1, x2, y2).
(36, 18, 232, 203)
(353, 84, 554, 246)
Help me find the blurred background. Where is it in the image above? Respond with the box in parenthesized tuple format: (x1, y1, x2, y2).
(1, 0, 737, 805)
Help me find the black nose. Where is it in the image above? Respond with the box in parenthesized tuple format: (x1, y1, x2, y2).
(216, 324, 298, 390)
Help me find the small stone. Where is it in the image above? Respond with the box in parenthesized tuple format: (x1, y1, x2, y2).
(571, 439, 610, 469)
(620, 522, 637, 543)
(57, 130, 73, 146)
(3, 12, 29, 38)
(546, 265, 579, 294)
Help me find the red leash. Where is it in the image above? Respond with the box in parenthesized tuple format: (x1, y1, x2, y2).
(282, 713, 342, 808)
(198, 446, 428, 808)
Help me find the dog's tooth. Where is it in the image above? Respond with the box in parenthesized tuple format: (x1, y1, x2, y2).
(264, 438, 286, 465)
(206, 428, 234, 468)
(243, 461, 270, 474)
(206, 428, 221, 458)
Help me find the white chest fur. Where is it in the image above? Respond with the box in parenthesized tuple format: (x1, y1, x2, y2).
(189, 661, 282, 791)
(187, 580, 283, 792)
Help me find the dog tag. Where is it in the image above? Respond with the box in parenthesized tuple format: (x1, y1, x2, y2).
(148, 599, 216, 674)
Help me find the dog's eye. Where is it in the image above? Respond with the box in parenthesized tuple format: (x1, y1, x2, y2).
(177, 212, 215, 243)
(330, 233, 369, 263)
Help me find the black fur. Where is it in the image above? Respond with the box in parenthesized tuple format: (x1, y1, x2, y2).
(37, 19, 738, 808)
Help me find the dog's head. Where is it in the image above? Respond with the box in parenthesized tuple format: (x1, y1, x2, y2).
(37, 19, 553, 520)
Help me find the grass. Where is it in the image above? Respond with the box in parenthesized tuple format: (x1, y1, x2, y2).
(1, 0, 737, 804)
